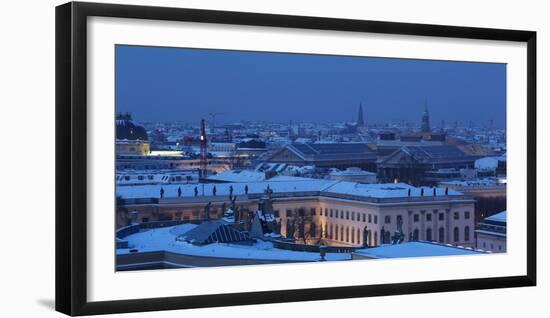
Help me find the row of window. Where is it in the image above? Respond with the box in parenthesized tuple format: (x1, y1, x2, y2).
(306, 208, 379, 224)
(291, 207, 471, 226)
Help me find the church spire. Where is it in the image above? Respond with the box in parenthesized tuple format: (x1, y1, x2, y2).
(357, 103, 365, 127)
(421, 99, 430, 133)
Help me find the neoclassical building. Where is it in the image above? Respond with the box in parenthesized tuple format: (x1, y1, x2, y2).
(116, 178, 475, 247)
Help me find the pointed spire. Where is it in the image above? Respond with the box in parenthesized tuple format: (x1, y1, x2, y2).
(421, 98, 430, 133)
(357, 102, 365, 127)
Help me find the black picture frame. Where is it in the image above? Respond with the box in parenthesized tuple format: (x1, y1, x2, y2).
(55, 1, 537, 316)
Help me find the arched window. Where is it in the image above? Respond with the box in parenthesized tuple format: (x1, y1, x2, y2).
(310, 223, 316, 238)
(346, 227, 350, 242)
(374, 232, 378, 246)
(438, 227, 445, 243)
(464, 226, 470, 241)
(351, 227, 355, 244)
(453, 227, 459, 243)
(329, 224, 333, 239)
(413, 229, 419, 241)
(357, 228, 361, 245)
(426, 228, 432, 241)
(335, 224, 339, 241)
(368, 230, 372, 246)
(385, 231, 391, 243)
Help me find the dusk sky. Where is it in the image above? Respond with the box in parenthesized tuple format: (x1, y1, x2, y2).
(115, 45, 506, 128)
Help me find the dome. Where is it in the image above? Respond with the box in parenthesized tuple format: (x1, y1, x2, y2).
(116, 113, 148, 141)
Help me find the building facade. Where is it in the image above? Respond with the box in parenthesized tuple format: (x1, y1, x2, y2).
(475, 210, 506, 252)
(116, 180, 475, 248)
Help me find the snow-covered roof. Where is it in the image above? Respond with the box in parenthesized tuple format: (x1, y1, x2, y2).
(353, 241, 484, 259)
(118, 224, 350, 261)
(116, 179, 464, 201)
(329, 167, 376, 176)
(206, 170, 266, 182)
(439, 178, 505, 187)
(485, 211, 507, 223)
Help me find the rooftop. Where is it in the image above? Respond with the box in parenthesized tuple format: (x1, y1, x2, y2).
(285, 142, 377, 162)
(117, 178, 465, 201)
(485, 211, 507, 223)
(353, 241, 485, 259)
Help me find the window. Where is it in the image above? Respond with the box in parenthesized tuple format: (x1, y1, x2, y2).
(426, 213, 432, 222)
(330, 209, 333, 218)
(298, 209, 305, 217)
(464, 226, 470, 241)
(362, 213, 366, 222)
(138, 175, 144, 180)
(346, 227, 350, 242)
(414, 214, 419, 222)
(142, 217, 149, 223)
(325, 208, 328, 216)
(351, 211, 355, 221)
(374, 232, 378, 245)
(274, 210, 280, 218)
(351, 227, 355, 244)
(454, 212, 459, 220)
(464, 211, 470, 219)
(397, 215, 403, 225)
(385, 215, 391, 224)
(329, 224, 333, 239)
(439, 213, 445, 221)
(310, 208, 316, 216)
(438, 227, 445, 243)
(483, 242, 486, 248)
(286, 210, 292, 217)
(368, 214, 372, 223)
(426, 228, 432, 241)
(454, 227, 459, 242)
(357, 228, 361, 245)
(374, 215, 378, 224)
(346, 211, 350, 220)
(413, 229, 419, 241)
(310, 223, 316, 237)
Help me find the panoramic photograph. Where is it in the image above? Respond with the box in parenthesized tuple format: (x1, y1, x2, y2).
(114, 44, 507, 271)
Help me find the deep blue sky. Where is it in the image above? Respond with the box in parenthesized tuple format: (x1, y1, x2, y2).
(116, 45, 506, 128)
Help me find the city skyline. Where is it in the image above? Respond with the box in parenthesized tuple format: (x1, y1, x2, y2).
(115, 45, 506, 128)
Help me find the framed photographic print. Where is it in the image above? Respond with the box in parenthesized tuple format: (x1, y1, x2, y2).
(55, 1, 536, 316)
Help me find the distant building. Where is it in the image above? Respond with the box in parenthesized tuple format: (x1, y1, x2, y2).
(116, 169, 198, 186)
(116, 113, 148, 141)
(266, 143, 377, 171)
(116, 140, 150, 156)
(376, 131, 446, 156)
(357, 103, 365, 127)
(439, 178, 506, 224)
(376, 145, 481, 185)
(475, 155, 507, 177)
(475, 210, 506, 252)
(421, 104, 430, 133)
(329, 167, 376, 183)
(115, 113, 150, 156)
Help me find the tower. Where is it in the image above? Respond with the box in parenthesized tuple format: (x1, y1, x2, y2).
(357, 103, 365, 127)
(199, 119, 208, 179)
(421, 102, 430, 133)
